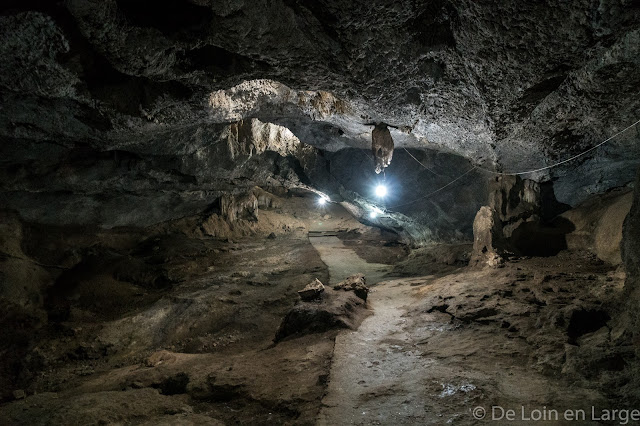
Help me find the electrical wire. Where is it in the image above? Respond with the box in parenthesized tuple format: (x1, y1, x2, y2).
(474, 118, 640, 176)
(385, 117, 640, 210)
(388, 167, 477, 208)
(402, 147, 440, 176)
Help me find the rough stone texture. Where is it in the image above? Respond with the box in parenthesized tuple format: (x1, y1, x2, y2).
(622, 170, 640, 343)
(471, 176, 544, 265)
(371, 123, 394, 174)
(561, 188, 633, 264)
(1, 0, 639, 237)
(298, 278, 325, 301)
(329, 148, 488, 243)
(488, 176, 541, 238)
(275, 288, 369, 342)
(333, 273, 369, 301)
(470, 206, 509, 267)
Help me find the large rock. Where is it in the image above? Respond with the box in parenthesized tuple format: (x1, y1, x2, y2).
(622, 170, 640, 335)
(470, 206, 509, 267)
(298, 279, 325, 301)
(560, 189, 633, 264)
(275, 288, 369, 342)
(619, 169, 640, 403)
(333, 274, 369, 301)
(488, 175, 541, 238)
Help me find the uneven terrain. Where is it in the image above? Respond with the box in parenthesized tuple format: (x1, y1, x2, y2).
(1, 196, 636, 425)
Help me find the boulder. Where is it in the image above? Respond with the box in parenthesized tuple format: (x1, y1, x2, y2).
(622, 170, 640, 337)
(297, 279, 325, 301)
(275, 288, 368, 342)
(333, 274, 369, 301)
(470, 206, 509, 267)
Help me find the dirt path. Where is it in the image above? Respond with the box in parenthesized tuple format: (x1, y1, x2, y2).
(309, 235, 391, 285)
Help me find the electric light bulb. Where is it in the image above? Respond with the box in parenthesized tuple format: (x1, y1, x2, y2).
(375, 184, 387, 197)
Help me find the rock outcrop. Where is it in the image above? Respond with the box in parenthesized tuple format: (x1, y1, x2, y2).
(488, 176, 541, 238)
(298, 278, 325, 301)
(560, 188, 633, 265)
(471, 176, 541, 266)
(333, 274, 369, 302)
(1, 1, 639, 237)
(275, 287, 369, 342)
(622, 170, 640, 340)
(470, 206, 508, 267)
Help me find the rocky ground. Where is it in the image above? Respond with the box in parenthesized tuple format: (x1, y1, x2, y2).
(321, 251, 630, 425)
(0, 194, 362, 424)
(1, 192, 637, 425)
(2, 2, 640, 424)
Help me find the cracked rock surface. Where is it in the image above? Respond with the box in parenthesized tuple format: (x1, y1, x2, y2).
(1, 0, 639, 235)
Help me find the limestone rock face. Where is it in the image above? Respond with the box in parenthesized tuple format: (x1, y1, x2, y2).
(560, 189, 633, 265)
(618, 169, 640, 402)
(622, 170, 640, 336)
(371, 124, 394, 174)
(488, 175, 541, 238)
(1, 1, 639, 239)
(220, 193, 258, 223)
(470, 206, 508, 267)
(471, 176, 542, 265)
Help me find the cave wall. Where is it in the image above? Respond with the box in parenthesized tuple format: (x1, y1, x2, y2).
(326, 148, 487, 242)
(1, 119, 322, 228)
(1, 1, 639, 234)
(622, 169, 640, 336)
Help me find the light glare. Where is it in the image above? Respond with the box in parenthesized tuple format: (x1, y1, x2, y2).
(317, 197, 327, 205)
(369, 207, 383, 219)
(375, 184, 387, 197)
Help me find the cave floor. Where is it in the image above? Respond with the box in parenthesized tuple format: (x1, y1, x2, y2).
(311, 230, 628, 425)
(309, 235, 391, 286)
(318, 266, 621, 425)
(0, 202, 633, 425)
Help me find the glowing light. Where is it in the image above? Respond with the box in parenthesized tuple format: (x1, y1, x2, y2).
(375, 184, 387, 197)
(369, 207, 383, 219)
(317, 197, 327, 205)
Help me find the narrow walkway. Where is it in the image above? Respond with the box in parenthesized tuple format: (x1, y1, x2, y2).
(308, 236, 390, 285)
(316, 277, 435, 425)
(308, 234, 436, 424)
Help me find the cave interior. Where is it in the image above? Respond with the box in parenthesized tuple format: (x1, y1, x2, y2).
(1, 0, 640, 424)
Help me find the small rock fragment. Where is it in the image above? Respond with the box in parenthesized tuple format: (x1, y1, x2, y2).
(298, 278, 325, 301)
(334, 274, 369, 301)
(12, 390, 26, 400)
